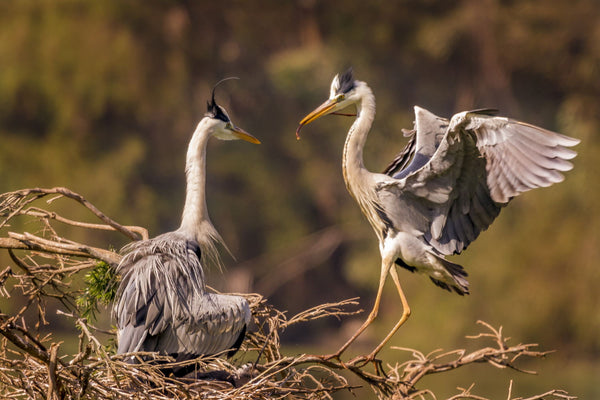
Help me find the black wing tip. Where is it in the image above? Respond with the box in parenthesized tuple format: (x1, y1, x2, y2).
(382, 132, 417, 177)
(468, 108, 499, 116)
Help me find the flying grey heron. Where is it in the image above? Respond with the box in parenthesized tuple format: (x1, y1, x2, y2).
(296, 68, 579, 363)
(114, 86, 260, 376)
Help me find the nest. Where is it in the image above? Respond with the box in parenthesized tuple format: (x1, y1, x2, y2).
(0, 188, 576, 399)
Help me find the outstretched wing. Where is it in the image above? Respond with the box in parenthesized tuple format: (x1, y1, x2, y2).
(379, 107, 579, 256)
(383, 107, 448, 179)
(454, 113, 579, 203)
(382, 129, 416, 177)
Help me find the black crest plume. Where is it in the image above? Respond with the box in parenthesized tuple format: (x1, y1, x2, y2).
(337, 67, 355, 95)
(206, 77, 239, 122)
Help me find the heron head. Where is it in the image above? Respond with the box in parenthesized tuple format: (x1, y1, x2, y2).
(203, 81, 261, 144)
(296, 67, 360, 139)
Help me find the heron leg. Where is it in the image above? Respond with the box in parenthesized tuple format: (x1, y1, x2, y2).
(349, 265, 411, 367)
(367, 265, 411, 359)
(323, 259, 392, 360)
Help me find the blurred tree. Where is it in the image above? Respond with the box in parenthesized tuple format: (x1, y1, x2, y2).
(0, 0, 598, 397)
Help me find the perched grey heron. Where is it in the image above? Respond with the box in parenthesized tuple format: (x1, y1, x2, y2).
(114, 87, 260, 376)
(296, 68, 579, 363)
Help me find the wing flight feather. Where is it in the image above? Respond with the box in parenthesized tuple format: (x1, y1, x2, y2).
(115, 233, 250, 359)
(378, 108, 578, 256)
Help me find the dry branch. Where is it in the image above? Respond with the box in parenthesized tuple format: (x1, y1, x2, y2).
(0, 187, 147, 241)
(0, 188, 576, 399)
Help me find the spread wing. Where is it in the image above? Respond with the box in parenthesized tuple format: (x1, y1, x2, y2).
(379, 107, 579, 256)
(382, 129, 416, 177)
(383, 106, 448, 179)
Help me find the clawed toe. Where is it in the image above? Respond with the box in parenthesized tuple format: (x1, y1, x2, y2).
(317, 352, 341, 362)
(347, 354, 387, 376)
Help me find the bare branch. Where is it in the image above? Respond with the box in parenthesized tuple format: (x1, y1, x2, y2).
(284, 297, 362, 327)
(46, 343, 61, 400)
(22, 207, 149, 240)
(0, 187, 146, 241)
(0, 187, 576, 399)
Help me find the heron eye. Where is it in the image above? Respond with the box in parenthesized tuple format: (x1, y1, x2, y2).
(225, 122, 233, 130)
(336, 94, 345, 102)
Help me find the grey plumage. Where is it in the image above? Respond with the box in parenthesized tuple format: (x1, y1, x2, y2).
(114, 91, 259, 372)
(380, 106, 578, 271)
(115, 233, 250, 358)
(296, 68, 579, 360)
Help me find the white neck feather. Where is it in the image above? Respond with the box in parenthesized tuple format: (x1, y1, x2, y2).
(179, 119, 212, 238)
(342, 82, 376, 197)
(177, 118, 229, 269)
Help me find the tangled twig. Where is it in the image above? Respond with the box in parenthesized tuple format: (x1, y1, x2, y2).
(0, 188, 576, 399)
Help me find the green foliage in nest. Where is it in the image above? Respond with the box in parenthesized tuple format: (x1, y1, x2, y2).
(76, 261, 118, 321)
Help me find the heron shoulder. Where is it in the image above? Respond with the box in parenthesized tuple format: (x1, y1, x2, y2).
(115, 232, 207, 324)
(118, 232, 197, 271)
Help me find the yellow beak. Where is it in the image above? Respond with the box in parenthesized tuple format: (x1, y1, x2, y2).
(231, 125, 261, 144)
(296, 98, 337, 140)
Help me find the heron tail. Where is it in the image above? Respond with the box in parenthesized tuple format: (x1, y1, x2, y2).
(428, 254, 470, 296)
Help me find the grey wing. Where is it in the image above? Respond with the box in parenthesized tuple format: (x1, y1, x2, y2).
(114, 238, 203, 355)
(177, 293, 251, 357)
(115, 255, 170, 354)
(382, 129, 416, 177)
(380, 108, 579, 256)
(376, 107, 464, 243)
(384, 106, 448, 179)
(454, 113, 579, 203)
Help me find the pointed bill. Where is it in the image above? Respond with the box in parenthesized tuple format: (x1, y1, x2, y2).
(231, 125, 261, 144)
(296, 98, 338, 140)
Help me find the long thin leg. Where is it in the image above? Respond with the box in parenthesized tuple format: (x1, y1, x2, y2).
(323, 260, 392, 360)
(365, 265, 411, 359)
(348, 264, 411, 369)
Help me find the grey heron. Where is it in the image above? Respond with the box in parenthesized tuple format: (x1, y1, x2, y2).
(296, 68, 579, 363)
(114, 86, 260, 376)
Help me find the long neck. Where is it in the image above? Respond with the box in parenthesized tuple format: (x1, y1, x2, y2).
(342, 83, 376, 197)
(178, 119, 213, 240)
(176, 118, 228, 270)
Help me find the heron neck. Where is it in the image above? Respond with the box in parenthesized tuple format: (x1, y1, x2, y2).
(178, 120, 213, 241)
(342, 85, 375, 196)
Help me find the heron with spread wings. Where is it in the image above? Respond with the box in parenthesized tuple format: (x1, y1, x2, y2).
(114, 86, 260, 376)
(296, 68, 579, 364)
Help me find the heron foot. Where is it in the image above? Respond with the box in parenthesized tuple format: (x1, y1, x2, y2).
(347, 354, 387, 377)
(318, 352, 342, 362)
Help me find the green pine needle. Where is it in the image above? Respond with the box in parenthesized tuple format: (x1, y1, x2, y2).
(76, 261, 118, 321)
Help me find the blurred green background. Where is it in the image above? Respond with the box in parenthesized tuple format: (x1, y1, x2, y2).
(0, 0, 598, 398)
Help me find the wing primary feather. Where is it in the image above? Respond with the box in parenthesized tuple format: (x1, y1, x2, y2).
(503, 141, 563, 189)
(383, 130, 416, 177)
(372, 105, 576, 293)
